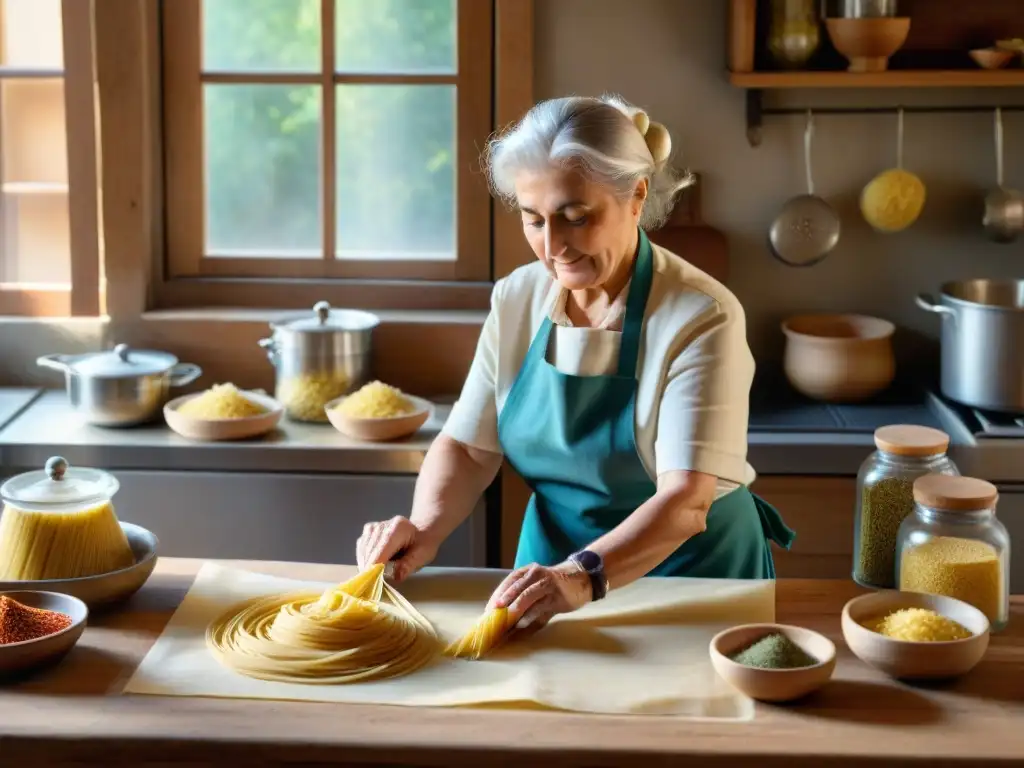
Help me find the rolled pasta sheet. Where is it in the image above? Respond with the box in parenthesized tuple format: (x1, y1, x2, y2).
(444, 607, 510, 660)
(206, 563, 440, 684)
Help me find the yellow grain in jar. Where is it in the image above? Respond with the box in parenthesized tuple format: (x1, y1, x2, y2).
(277, 372, 350, 422)
(899, 536, 1002, 624)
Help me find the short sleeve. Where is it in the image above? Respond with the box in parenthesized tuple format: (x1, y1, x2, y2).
(653, 300, 754, 483)
(440, 281, 504, 455)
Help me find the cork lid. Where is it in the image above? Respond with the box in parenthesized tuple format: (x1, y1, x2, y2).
(873, 424, 950, 457)
(913, 474, 998, 511)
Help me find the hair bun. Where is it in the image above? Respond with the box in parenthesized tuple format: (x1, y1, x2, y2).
(632, 111, 650, 136)
(644, 121, 672, 164)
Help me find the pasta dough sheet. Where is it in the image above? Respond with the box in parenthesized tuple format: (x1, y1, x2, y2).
(123, 563, 775, 719)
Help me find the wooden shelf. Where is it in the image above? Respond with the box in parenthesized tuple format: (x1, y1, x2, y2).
(730, 69, 1024, 89)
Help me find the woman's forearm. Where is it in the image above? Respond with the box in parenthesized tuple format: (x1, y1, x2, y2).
(409, 434, 503, 547)
(586, 471, 716, 590)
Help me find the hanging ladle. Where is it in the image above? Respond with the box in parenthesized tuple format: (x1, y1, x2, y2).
(768, 109, 842, 267)
(982, 107, 1024, 244)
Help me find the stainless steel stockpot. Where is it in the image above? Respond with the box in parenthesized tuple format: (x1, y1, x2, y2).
(258, 301, 379, 422)
(37, 343, 202, 426)
(916, 279, 1024, 413)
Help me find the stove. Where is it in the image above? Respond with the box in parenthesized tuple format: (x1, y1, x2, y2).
(927, 391, 1024, 439)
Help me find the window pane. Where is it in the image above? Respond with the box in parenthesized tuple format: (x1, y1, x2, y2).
(336, 85, 454, 260)
(335, 0, 456, 74)
(1, 79, 67, 185)
(205, 84, 322, 257)
(1, 191, 70, 285)
(203, 0, 320, 73)
(0, 0, 63, 69)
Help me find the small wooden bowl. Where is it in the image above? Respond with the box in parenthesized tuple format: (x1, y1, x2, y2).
(781, 313, 896, 403)
(325, 395, 432, 442)
(0, 591, 88, 677)
(842, 591, 990, 680)
(164, 389, 283, 442)
(970, 48, 1015, 70)
(709, 623, 837, 702)
(825, 17, 911, 72)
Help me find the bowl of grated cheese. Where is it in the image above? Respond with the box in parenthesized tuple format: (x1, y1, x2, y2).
(842, 590, 990, 680)
(164, 383, 284, 442)
(325, 381, 432, 442)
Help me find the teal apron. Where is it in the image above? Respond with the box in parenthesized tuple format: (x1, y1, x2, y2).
(497, 228, 795, 579)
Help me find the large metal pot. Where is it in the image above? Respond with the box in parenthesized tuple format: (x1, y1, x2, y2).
(916, 279, 1024, 413)
(37, 343, 203, 426)
(258, 301, 379, 423)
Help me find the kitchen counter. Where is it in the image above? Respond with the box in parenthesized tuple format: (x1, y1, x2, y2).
(4, 387, 1023, 481)
(0, 390, 445, 474)
(2, 558, 1021, 767)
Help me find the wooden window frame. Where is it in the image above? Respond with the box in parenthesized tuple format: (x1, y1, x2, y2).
(0, 0, 101, 318)
(158, 0, 495, 311)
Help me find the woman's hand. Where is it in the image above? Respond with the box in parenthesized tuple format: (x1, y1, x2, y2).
(355, 516, 439, 583)
(486, 561, 593, 640)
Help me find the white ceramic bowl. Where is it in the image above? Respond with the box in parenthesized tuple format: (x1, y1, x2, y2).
(0, 522, 159, 609)
(842, 590, 990, 680)
(164, 388, 284, 442)
(325, 394, 433, 442)
(0, 590, 88, 677)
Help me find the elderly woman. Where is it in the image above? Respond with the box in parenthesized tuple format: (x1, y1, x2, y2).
(356, 94, 795, 639)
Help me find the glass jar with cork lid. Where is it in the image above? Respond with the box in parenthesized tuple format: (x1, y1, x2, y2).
(852, 425, 959, 589)
(896, 475, 1010, 632)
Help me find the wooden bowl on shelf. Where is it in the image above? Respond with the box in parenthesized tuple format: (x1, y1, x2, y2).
(325, 395, 433, 442)
(825, 17, 911, 72)
(781, 313, 896, 403)
(709, 623, 837, 703)
(164, 389, 284, 442)
(842, 591, 990, 680)
(970, 48, 1015, 70)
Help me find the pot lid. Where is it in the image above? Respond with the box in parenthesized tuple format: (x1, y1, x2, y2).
(0, 456, 120, 510)
(274, 301, 380, 333)
(874, 424, 950, 457)
(66, 343, 179, 377)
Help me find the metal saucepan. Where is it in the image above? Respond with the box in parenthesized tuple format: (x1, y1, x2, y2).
(37, 343, 202, 427)
(982, 107, 1024, 243)
(916, 279, 1024, 412)
(258, 300, 379, 422)
(769, 110, 842, 267)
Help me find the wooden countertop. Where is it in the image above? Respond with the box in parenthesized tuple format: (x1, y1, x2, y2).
(2, 558, 1022, 767)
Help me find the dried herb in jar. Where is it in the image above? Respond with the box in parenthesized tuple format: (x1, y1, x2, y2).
(856, 476, 915, 588)
(728, 632, 818, 669)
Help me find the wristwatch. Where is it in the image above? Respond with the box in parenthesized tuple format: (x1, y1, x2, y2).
(568, 549, 609, 602)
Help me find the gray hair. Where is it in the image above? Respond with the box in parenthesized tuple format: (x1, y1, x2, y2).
(483, 94, 695, 230)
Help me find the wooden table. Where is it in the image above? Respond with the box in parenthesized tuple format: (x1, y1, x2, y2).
(1, 558, 1022, 767)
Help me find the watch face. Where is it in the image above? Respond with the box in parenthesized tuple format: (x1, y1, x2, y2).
(575, 549, 602, 572)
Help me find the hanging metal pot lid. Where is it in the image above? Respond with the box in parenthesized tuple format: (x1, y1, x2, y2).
(0, 456, 120, 511)
(38, 343, 181, 378)
(768, 110, 842, 267)
(271, 301, 380, 334)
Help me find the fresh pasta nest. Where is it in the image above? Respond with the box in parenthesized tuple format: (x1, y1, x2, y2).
(206, 564, 442, 684)
(177, 383, 267, 420)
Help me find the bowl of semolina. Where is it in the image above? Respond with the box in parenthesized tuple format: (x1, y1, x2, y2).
(842, 590, 990, 680)
(325, 381, 432, 442)
(164, 383, 284, 441)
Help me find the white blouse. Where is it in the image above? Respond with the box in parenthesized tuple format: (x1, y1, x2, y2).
(441, 242, 758, 499)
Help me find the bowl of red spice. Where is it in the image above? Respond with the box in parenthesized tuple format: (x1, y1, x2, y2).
(709, 623, 837, 703)
(0, 591, 88, 677)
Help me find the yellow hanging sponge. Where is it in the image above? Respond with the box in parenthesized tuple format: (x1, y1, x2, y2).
(860, 168, 926, 233)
